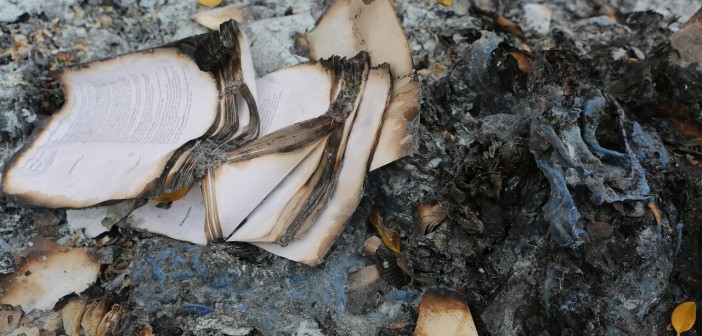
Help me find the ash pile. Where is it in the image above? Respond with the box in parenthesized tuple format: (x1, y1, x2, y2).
(1, 0, 702, 335)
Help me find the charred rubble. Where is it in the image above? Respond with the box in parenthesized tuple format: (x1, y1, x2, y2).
(370, 7, 702, 336)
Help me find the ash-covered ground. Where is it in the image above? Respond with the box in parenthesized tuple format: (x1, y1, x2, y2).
(2, 0, 702, 335)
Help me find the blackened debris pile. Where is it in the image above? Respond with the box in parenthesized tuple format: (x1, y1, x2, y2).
(403, 9, 700, 334)
(453, 32, 660, 248)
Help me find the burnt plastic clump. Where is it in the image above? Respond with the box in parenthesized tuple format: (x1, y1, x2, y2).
(432, 33, 664, 248)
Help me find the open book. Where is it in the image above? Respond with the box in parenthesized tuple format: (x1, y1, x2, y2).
(2, 0, 419, 265)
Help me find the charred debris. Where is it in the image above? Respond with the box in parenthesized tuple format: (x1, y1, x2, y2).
(392, 7, 701, 336)
(1, 0, 702, 335)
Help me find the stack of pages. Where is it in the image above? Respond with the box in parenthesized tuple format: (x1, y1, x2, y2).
(1, 0, 419, 265)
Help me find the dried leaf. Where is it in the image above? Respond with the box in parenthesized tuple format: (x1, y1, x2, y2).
(495, 15, 525, 40)
(672, 301, 696, 336)
(509, 50, 534, 74)
(369, 205, 401, 253)
(197, 0, 222, 7)
(81, 298, 109, 336)
(62, 297, 87, 336)
(134, 325, 155, 336)
(417, 203, 447, 235)
(96, 304, 123, 336)
(436, 0, 453, 6)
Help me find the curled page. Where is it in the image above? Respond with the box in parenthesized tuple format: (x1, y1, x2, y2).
(298, 0, 420, 170)
(211, 61, 338, 238)
(2, 48, 219, 208)
(256, 65, 392, 265)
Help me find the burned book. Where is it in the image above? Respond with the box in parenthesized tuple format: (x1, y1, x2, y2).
(2, 0, 419, 265)
(127, 53, 391, 264)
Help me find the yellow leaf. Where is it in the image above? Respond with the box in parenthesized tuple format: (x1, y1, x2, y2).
(436, 0, 453, 6)
(153, 185, 193, 203)
(198, 0, 222, 7)
(368, 205, 401, 253)
(672, 301, 697, 336)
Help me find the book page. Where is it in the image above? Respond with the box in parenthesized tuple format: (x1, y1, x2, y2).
(3, 48, 219, 207)
(255, 66, 392, 265)
(226, 141, 326, 242)
(214, 139, 323, 239)
(255, 63, 333, 135)
(232, 28, 258, 137)
(213, 62, 335, 237)
(300, 0, 420, 171)
(126, 184, 208, 245)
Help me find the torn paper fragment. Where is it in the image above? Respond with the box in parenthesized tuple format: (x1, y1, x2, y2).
(126, 184, 208, 245)
(414, 289, 478, 336)
(67, 200, 138, 238)
(62, 297, 87, 336)
(300, 0, 412, 79)
(194, 4, 253, 30)
(299, 0, 420, 170)
(0, 238, 101, 312)
(370, 75, 420, 170)
(672, 6, 702, 65)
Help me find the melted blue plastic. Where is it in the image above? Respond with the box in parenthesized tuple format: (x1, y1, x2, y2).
(462, 35, 661, 248)
(525, 88, 655, 247)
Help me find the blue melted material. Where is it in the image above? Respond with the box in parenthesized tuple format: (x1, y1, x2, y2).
(466, 34, 664, 248)
(468, 32, 502, 85)
(526, 87, 655, 247)
(580, 92, 627, 161)
(177, 304, 215, 316)
(534, 156, 584, 247)
(676, 222, 684, 256)
(629, 121, 670, 167)
(128, 220, 421, 334)
(131, 244, 226, 310)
